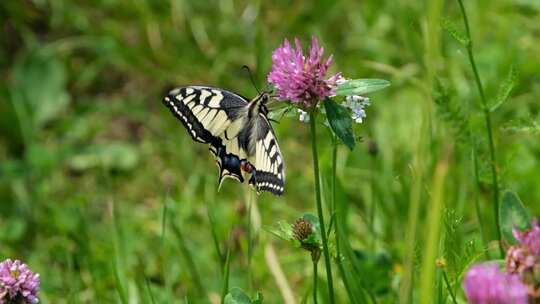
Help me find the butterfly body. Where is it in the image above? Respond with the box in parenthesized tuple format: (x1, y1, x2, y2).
(163, 86, 285, 195)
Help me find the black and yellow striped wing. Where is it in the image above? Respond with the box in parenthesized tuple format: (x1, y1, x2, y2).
(163, 86, 285, 195)
(251, 115, 285, 194)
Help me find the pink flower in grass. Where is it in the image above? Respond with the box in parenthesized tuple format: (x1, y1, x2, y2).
(513, 218, 540, 256)
(463, 263, 528, 304)
(0, 259, 40, 304)
(268, 36, 341, 108)
(506, 219, 540, 299)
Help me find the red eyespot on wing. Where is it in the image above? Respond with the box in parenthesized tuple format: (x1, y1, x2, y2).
(240, 160, 254, 174)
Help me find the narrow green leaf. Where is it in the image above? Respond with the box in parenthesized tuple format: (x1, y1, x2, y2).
(489, 66, 517, 112)
(499, 191, 531, 244)
(335, 79, 390, 96)
(323, 98, 355, 150)
(112, 260, 128, 304)
(441, 18, 470, 46)
(221, 243, 232, 303)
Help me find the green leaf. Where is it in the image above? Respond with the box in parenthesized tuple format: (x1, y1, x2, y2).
(499, 191, 531, 244)
(264, 220, 294, 241)
(302, 213, 322, 246)
(302, 213, 320, 233)
(12, 50, 70, 128)
(267, 104, 297, 120)
(224, 287, 263, 304)
(502, 119, 540, 135)
(335, 79, 391, 96)
(441, 18, 470, 46)
(323, 98, 355, 150)
(489, 66, 518, 112)
(69, 143, 140, 172)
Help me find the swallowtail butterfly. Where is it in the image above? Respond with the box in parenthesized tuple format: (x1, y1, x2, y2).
(163, 86, 285, 195)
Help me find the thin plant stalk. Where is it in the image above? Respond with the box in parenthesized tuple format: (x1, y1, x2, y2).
(442, 269, 458, 304)
(264, 244, 296, 304)
(331, 137, 338, 215)
(456, 0, 502, 254)
(171, 221, 206, 297)
(207, 207, 224, 269)
(313, 260, 318, 304)
(113, 259, 128, 304)
(471, 147, 488, 255)
(368, 158, 376, 252)
(246, 189, 255, 290)
(205, 179, 224, 267)
(145, 276, 157, 304)
(161, 199, 168, 246)
(332, 141, 365, 304)
(221, 236, 232, 303)
(111, 200, 128, 304)
(309, 111, 335, 304)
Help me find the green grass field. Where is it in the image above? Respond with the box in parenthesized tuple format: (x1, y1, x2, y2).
(1, 0, 539, 303)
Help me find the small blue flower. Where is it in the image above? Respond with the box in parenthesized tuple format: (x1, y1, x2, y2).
(343, 95, 370, 124)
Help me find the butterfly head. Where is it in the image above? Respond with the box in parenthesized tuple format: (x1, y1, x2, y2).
(250, 91, 272, 117)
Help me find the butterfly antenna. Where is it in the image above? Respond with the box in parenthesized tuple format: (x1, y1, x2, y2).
(242, 65, 261, 95)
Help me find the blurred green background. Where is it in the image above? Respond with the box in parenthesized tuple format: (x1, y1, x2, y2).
(1, 0, 539, 303)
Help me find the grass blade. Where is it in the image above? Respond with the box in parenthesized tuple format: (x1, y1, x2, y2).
(221, 237, 232, 303)
(171, 218, 206, 298)
(419, 149, 451, 304)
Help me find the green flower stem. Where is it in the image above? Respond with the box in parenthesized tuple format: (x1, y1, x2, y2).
(331, 141, 355, 302)
(331, 137, 338, 216)
(171, 221, 206, 298)
(456, 0, 502, 255)
(313, 259, 318, 304)
(472, 147, 488, 256)
(246, 189, 254, 290)
(309, 111, 335, 304)
(442, 269, 458, 304)
(221, 234, 232, 303)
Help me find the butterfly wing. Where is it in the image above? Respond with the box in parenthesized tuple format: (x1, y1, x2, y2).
(163, 86, 249, 184)
(250, 115, 285, 195)
(163, 86, 248, 141)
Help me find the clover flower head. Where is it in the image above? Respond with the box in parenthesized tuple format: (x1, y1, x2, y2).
(292, 218, 314, 243)
(463, 263, 528, 304)
(513, 218, 540, 256)
(506, 245, 537, 275)
(0, 259, 40, 304)
(291, 217, 320, 261)
(268, 36, 341, 108)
